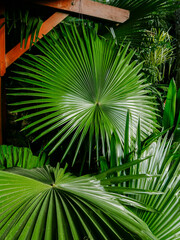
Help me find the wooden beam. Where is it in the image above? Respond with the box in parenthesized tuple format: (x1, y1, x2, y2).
(0, 5, 5, 144)
(0, 76, 2, 145)
(6, 12, 68, 68)
(0, 18, 6, 77)
(36, 0, 130, 23)
(0, 4, 6, 142)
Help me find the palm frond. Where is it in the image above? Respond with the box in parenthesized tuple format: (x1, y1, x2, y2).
(99, 129, 180, 240)
(105, 0, 179, 46)
(111, 0, 177, 17)
(0, 145, 49, 169)
(0, 164, 157, 240)
(133, 134, 180, 240)
(9, 24, 158, 165)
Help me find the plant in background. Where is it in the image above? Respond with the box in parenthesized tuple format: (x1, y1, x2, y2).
(105, 0, 178, 46)
(139, 29, 174, 84)
(133, 29, 175, 110)
(5, 7, 43, 49)
(162, 78, 180, 141)
(9, 24, 158, 166)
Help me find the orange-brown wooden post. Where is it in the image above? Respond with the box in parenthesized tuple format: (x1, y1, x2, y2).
(0, 6, 6, 145)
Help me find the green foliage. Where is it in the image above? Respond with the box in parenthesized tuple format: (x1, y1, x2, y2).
(97, 124, 180, 239)
(0, 145, 49, 169)
(9, 24, 158, 166)
(3, 1, 179, 239)
(134, 29, 175, 108)
(5, 8, 43, 48)
(133, 135, 180, 240)
(106, 0, 179, 45)
(139, 29, 174, 84)
(0, 163, 157, 240)
(133, 136, 180, 240)
(163, 79, 180, 127)
(162, 79, 180, 141)
(0, 131, 179, 239)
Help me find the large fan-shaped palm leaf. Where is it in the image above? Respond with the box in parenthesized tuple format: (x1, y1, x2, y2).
(0, 163, 157, 240)
(9, 24, 158, 164)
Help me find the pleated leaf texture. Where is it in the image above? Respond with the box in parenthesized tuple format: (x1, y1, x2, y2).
(0, 145, 48, 169)
(9, 24, 158, 164)
(99, 133, 180, 240)
(132, 135, 180, 240)
(0, 164, 157, 240)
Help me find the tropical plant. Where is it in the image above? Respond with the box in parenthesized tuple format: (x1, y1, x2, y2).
(9, 24, 158, 166)
(5, 7, 43, 48)
(133, 29, 175, 115)
(162, 78, 180, 141)
(0, 145, 49, 169)
(0, 129, 179, 240)
(133, 135, 180, 240)
(138, 29, 174, 84)
(0, 161, 158, 240)
(2, 1, 179, 239)
(106, 0, 179, 46)
(98, 126, 180, 240)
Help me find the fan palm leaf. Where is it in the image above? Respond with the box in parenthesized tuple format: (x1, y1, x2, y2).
(0, 163, 157, 240)
(9, 24, 158, 165)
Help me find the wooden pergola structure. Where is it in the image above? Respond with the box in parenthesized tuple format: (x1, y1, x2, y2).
(0, 0, 130, 145)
